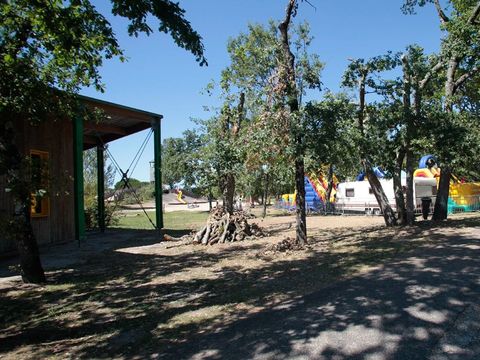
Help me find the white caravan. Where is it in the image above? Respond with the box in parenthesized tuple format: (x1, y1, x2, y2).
(336, 178, 437, 215)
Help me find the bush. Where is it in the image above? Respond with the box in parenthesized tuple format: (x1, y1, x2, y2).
(84, 202, 118, 230)
(138, 183, 155, 202)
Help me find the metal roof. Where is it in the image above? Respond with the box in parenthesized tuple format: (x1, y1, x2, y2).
(79, 95, 163, 150)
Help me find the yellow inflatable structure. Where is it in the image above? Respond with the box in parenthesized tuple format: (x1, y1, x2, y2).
(413, 167, 480, 212)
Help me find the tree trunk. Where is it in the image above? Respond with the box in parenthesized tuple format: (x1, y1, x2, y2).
(393, 148, 407, 225)
(219, 92, 245, 216)
(433, 166, 451, 220)
(0, 120, 46, 283)
(295, 156, 307, 245)
(363, 161, 397, 226)
(208, 188, 212, 211)
(223, 173, 235, 215)
(13, 208, 46, 283)
(431, 57, 457, 220)
(445, 58, 458, 113)
(325, 164, 334, 212)
(263, 172, 269, 218)
(279, 0, 307, 245)
(405, 150, 415, 225)
(401, 54, 415, 226)
(356, 66, 396, 226)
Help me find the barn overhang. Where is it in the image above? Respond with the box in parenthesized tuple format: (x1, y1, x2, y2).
(73, 95, 163, 241)
(79, 95, 163, 150)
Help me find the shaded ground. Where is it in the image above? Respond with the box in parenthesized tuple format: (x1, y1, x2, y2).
(0, 213, 479, 359)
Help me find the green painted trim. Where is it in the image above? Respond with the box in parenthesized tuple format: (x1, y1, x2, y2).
(73, 115, 86, 241)
(97, 145, 105, 233)
(153, 117, 164, 230)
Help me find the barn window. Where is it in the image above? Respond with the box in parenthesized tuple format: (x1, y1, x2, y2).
(346, 188, 355, 197)
(30, 150, 49, 217)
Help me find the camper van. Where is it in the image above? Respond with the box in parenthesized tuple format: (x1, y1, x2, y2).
(336, 178, 437, 215)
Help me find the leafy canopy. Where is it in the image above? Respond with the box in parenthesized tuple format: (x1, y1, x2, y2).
(0, 0, 206, 124)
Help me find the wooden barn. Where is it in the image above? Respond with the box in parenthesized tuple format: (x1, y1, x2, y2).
(0, 95, 163, 254)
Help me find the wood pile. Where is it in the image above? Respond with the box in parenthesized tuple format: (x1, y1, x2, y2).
(192, 206, 265, 245)
(260, 236, 307, 256)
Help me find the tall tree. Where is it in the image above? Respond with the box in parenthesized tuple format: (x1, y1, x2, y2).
(403, 0, 480, 220)
(218, 93, 245, 215)
(162, 137, 187, 189)
(217, 15, 322, 231)
(401, 46, 444, 224)
(0, 0, 205, 283)
(303, 93, 359, 205)
(278, 0, 307, 245)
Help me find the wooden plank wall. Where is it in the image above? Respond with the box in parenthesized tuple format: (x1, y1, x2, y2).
(0, 118, 76, 254)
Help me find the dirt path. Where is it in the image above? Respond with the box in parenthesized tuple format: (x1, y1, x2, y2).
(0, 214, 479, 359)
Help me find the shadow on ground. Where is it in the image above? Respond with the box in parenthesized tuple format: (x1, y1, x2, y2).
(1, 216, 480, 359)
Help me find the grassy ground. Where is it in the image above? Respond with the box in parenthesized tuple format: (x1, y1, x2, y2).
(1, 214, 479, 359)
(115, 210, 209, 230)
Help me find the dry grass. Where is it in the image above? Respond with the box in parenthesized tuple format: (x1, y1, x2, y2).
(0, 213, 479, 359)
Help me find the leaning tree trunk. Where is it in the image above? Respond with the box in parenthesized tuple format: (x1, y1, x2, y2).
(433, 166, 451, 221)
(363, 161, 397, 226)
(279, 0, 307, 246)
(0, 120, 46, 283)
(393, 148, 407, 225)
(356, 67, 396, 227)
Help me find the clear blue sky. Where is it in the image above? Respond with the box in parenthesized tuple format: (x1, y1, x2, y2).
(81, 0, 442, 182)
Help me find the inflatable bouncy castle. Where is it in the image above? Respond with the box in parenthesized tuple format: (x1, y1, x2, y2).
(279, 170, 337, 213)
(414, 155, 480, 214)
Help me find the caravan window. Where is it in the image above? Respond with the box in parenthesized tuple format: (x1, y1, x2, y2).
(346, 188, 355, 197)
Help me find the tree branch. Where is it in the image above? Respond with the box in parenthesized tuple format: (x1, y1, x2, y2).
(232, 92, 245, 136)
(278, 0, 298, 106)
(468, 1, 480, 24)
(434, 0, 449, 24)
(278, 0, 296, 71)
(454, 64, 480, 90)
(419, 60, 444, 89)
(303, 0, 317, 11)
(401, 54, 412, 110)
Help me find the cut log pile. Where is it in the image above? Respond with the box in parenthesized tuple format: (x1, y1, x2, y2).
(192, 206, 265, 245)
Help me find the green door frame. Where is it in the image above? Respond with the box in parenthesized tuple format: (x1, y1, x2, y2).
(153, 116, 164, 230)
